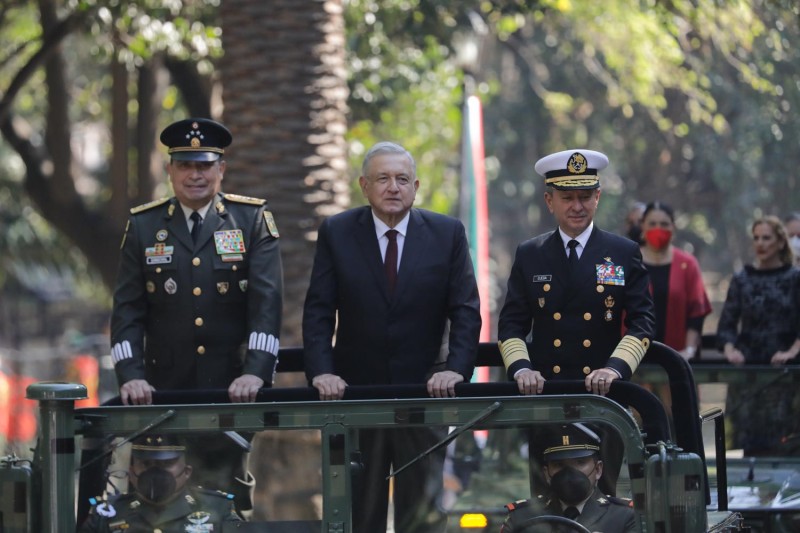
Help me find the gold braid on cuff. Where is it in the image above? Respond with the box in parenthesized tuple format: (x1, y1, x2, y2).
(610, 335, 649, 374)
(499, 338, 530, 369)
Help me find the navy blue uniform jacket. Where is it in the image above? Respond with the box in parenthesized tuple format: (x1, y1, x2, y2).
(498, 227, 654, 380)
(303, 206, 481, 385)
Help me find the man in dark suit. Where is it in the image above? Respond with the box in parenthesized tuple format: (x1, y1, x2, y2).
(109, 118, 282, 510)
(501, 424, 638, 533)
(303, 141, 482, 532)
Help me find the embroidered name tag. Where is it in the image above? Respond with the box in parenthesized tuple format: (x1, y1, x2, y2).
(146, 255, 172, 265)
(596, 262, 625, 286)
(532, 275, 552, 282)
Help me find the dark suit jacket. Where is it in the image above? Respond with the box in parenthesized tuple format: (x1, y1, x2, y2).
(302, 206, 481, 385)
(498, 226, 654, 380)
(111, 192, 283, 390)
(501, 488, 638, 532)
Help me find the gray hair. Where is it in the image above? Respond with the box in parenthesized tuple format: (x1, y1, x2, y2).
(361, 142, 416, 177)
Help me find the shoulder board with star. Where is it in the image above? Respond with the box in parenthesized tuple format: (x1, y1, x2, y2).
(130, 197, 170, 214)
(224, 193, 266, 206)
(599, 495, 634, 507)
(193, 486, 236, 500)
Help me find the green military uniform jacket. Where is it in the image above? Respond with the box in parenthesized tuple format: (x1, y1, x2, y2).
(111, 192, 283, 390)
(501, 488, 638, 532)
(79, 486, 242, 532)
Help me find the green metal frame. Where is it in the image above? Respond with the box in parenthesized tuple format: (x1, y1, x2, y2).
(27, 383, 651, 533)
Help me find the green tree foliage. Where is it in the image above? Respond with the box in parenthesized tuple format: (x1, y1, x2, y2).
(2, 0, 799, 326)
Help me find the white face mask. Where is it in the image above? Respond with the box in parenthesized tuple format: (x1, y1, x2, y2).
(790, 236, 800, 259)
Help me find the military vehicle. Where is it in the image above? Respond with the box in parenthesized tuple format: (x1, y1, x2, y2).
(0, 342, 770, 532)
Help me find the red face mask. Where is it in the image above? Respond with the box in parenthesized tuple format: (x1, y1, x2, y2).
(644, 228, 672, 250)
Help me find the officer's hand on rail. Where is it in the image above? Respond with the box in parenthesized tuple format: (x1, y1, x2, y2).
(312, 373, 348, 401)
(586, 369, 617, 396)
(427, 370, 463, 398)
(514, 368, 545, 395)
(228, 374, 264, 403)
(120, 379, 156, 405)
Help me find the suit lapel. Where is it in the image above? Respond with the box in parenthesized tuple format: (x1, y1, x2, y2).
(165, 199, 193, 252)
(545, 231, 572, 291)
(394, 209, 426, 302)
(353, 208, 390, 301)
(574, 227, 605, 292)
(577, 489, 608, 530)
(195, 194, 225, 251)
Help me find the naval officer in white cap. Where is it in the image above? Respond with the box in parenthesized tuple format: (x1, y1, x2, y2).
(497, 148, 655, 495)
(498, 148, 654, 393)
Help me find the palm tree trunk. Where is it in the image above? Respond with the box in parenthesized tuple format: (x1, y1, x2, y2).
(219, 0, 350, 520)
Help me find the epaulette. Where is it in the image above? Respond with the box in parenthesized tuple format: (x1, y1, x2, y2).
(504, 499, 531, 512)
(224, 193, 266, 206)
(194, 486, 236, 500)
(599, 494, 633, 507)
(130, 197, 170, 214)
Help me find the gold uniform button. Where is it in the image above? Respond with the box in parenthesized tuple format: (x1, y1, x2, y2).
(192, 257, 201, 266)
(232, 265, 238, 272)
(553, 365, 561, 374)
(583, 312, 592, 321)
(543, 284, 551, 292)
(583, 339, 591, 348)
(553, 312, 561, 320)
(155, 267, 162, 274)
(193, 287, 202, 296)
(596, 285, 605, 293)
(583, 366, 591, 375)
(553, 339, 562, 348)
(197, 346, 206, 355)
(195, 317, 204, 327)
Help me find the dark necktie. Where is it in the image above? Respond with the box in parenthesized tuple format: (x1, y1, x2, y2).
(563, 506, 580, 520)
(190, 211, 203, 244)
(567, 239, 579, 271)
(385, 229, 398, 295)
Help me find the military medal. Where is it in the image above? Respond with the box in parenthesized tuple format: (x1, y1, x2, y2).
(239, 280, 248, 292)
(604, 295, 615, 321)
(96, 502, 116, 517)
(217, 282, 229, 295)
(596, 258, 625, 286)
(164, 277, 177, 295)
(214, 229, 246, 262)
(156, 229, 168, 242)
(186, 510, 213, 532)
(145, 243, 174, 265)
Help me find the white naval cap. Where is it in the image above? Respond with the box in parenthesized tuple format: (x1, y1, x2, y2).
(534, 148, 609, 190)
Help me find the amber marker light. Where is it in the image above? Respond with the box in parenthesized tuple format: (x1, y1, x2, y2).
(459, 513, 489, 528)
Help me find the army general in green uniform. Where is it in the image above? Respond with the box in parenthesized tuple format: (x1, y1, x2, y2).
(79, 435, 243, 533)
(111, 118, 283, 404)
(109, 118, 282, 510)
